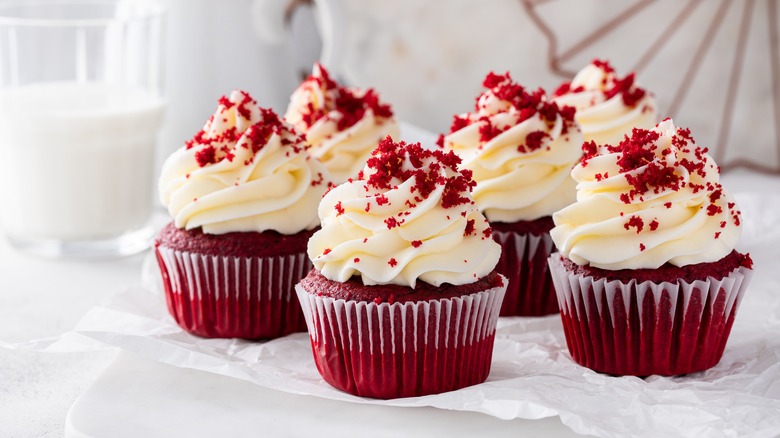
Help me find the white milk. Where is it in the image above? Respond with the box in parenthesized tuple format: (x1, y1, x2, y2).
(0, 82, 165, 241)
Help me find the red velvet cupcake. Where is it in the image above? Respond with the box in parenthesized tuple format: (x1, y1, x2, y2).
(549, 119, 754, 376)
(441, 72, 582, 316)
(296, 138, 506, 399)
(155, 90, 332, 339)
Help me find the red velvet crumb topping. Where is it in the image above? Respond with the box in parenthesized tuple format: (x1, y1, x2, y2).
(297, 63, 394, 131)
(364, 137, 476, 210)
(186, 95, 299, 168)
(624, 215, 644, 233)
(446, 71, 576, 139)
(555, 59, 648, 108)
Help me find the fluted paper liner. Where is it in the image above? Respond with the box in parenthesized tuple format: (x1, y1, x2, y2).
(548, 254, 753, 376)
(155, 245, 311, 339)
(493, 229, 558, 316)
(296, 276, 507, 399)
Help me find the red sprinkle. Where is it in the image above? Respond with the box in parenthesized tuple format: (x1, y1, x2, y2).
(388, 258, 398, 267)
(707, 204, 723, 216)
(464, 219, 476, 236)
(519, 131, 548, 153)
(624, 215, 644, 234)
(435, 133, 446, 149)
(580, 141, 599, 167)
(741, 253, 753, 269)
(411, 240, 423, 248)
(450, 115, 471, 133)
(384, 217, 400, 229)
(194, 145, 217, 167)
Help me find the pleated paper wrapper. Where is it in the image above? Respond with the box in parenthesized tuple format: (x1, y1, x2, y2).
(155, 245, 311, 339)
(493, 229, 558, 317)
(548, 254, 753, 376)
(295, 278, 507, 399)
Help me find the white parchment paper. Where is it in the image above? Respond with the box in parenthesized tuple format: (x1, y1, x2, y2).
(55, 192, 780, 438)
(0, 182, 758, 438)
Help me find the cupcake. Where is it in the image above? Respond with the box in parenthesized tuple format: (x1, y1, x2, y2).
(440, 72, 583, 316)
(549, 119, 754, 376)
(155, 90, 332, 339)
(552, 59, 657, 146)
(285, 63, 400, 184)
(296, 137, 506, 399)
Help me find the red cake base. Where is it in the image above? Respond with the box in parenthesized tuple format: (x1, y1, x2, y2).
(548, 252, 753, 376)
(154, 222, 314, 339)
(491, 216, 558, 316)
(296, 270, 507, 399)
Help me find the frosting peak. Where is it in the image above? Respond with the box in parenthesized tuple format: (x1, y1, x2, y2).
(552, 59, 657, 145)
(285, 63, 400, 184)
(308, 137, 501, 287)
(159, 90, 332, 235)
(551, 119, 743, 270)
(441, 72, 583, 223)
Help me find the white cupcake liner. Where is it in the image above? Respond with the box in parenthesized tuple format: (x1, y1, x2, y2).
(155, 245, 311, 339)
(547, 254, 754, 375)
(295, 276, 507, 398)
(492, 229, 557, 315)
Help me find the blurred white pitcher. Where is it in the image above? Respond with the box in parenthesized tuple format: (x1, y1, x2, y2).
(150, 0, 346, 166)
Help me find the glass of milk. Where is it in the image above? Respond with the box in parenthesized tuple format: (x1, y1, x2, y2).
(0, 0, 165, 257)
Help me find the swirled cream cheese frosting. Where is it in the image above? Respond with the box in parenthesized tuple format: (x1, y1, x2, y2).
(551, 119, 743, 270)
(308, 137, 501, 287)
(440, 72, 583, 223)
(552, 59, 657, 146)
(159, 90, 332, 235)
(285, 63, 400, 184)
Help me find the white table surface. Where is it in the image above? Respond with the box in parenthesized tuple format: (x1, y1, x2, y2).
(64, 351, 581, 438)
(2, 170, 779, 437)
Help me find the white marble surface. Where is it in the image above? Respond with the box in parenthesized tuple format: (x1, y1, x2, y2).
(0, 234, 145, 437)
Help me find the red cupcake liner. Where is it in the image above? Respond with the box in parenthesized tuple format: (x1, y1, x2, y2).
(548, 254, 753, 376)
(155, 244, 311, 339)
(295, 277, 507, 399)
(493, 229, 558, 316)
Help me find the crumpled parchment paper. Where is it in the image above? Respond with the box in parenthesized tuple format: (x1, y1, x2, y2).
(59, 192, 780, 438)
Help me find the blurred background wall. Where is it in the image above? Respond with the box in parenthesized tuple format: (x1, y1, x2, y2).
(157, 0, 779, 174)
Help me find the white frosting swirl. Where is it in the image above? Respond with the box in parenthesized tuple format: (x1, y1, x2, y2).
(552, 61, 657, 146)
(308, 139, 501, 287)
(551, 119, 743, 270)
(285, 63, 400, 184)
(159, 90, 331, 235)
(443, 73, 583, 223)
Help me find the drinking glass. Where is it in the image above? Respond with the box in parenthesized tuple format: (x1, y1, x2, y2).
(0, 0, 165, 257)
